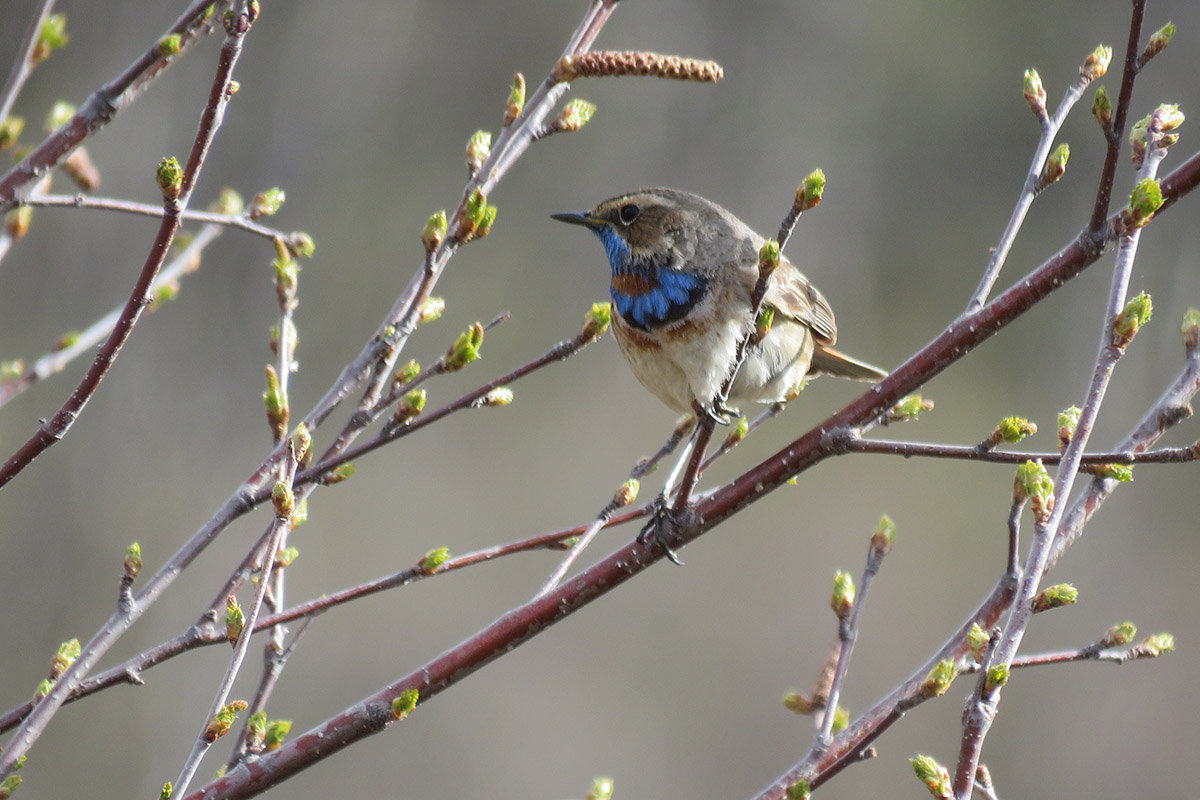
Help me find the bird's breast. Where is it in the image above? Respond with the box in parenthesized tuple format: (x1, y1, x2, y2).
(610, 267, 708, 331)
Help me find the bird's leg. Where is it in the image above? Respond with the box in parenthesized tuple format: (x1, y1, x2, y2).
(637, 399, 718, 565)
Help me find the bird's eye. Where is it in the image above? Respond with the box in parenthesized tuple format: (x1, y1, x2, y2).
(618, 203, 641, 225)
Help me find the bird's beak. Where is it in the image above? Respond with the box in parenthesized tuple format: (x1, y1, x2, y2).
(550, 210, 603, 229)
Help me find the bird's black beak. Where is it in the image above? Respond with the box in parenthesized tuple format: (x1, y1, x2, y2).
(550, 210, 603, 229)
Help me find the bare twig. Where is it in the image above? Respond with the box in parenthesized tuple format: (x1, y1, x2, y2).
(0, 0, 57, 125)
(832, 434, 1195, 466)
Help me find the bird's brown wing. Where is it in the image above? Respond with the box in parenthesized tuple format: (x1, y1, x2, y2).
(763, 258, 838, 344)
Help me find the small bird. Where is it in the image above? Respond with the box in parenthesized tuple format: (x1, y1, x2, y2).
(552, 188, 885, 421)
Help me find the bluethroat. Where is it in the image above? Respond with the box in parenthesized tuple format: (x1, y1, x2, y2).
(552, 187, 886, 421)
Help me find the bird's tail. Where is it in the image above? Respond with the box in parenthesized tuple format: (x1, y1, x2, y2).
(811, 344, 888, 382)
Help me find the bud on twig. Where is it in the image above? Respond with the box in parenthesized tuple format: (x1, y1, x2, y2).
(421, 211, 448, 253)
(444, 322, 484, 370)
(248, 187, 285, 218)
(1091, 86, 1112, 133)
(123, 541, 142, 581)
(785, 780, 811, 800)
(391, 688, 419, 719)
(465, 129, 491, 176)
(263, 364, 288, 440)
(419, 547, 450, 574)
(967, 623, 989, 664)
(1031, 583, 1078, 613)
(831, 570, 855, 620)
(758, 240, 781, 283)
(982, 416, 1038, 450)
(580, 302, 612, 342)
(613, 478, 640, 508)
(1040, 143, 1069, 187)
(920, 659, 958, 698)
(271, 480, 295, 519)
(984, 663, 1010, 693)
(203, 700, 249, 742)
(1023, 68, 1046, 118)
(910, 754, 953, 800)
(1057, 406, 1081, 452)
(1080, 44, 1112, 81)
(503, 72, 526, 126)
(1141, 22, 1176, 63)
(587, 777, 615, 800)
(1182, 308, 1200, 350)
(394, 389, 426, 424)
(1112, 292, 1152, 347)
(156, 157, 183, 201)
(225, 595, 245, 645)
(871, 514, 896, 557)
(0, 117, 22, 150)
(1099, 621, 1137, 648)
(1014, 460, 1054, 524)
(49, 638, 81, 679)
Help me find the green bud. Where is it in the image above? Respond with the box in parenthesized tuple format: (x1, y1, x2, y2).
(782, 691, 816, 715)
(274, 546, 300, 568)
(157, 34, 182, 57)
(124, 541, 142, 580)
(758, 240, 781, 281)
(1014, 460, 1055, 523)
(0, 117, 24, 150)
(394, 389, 426, 424)
(204, 700, 249, 742)
(503, 72, 527, 126)
(475, 386, 513, 407)
(249, 187, 286, 218)
(418, 296, 445, 325)
(754, 306, 775, 342)
(156, 156, 183, 201)
(33, 678, 54, 702)
(287, 232, 316, 259)
(890, 394, 934, 422)
(160, 782, 173, 800)
(992, 416, 1038, 447)
(1113, 291, 1153, 346)
(967, 622, 989, 664)
(871, 513, 896, 556)
(0, 776, 22, 800)
(395, 359, 421, 387)
(1091, 86, 1112, 132)
(49, 638, 81, 679)
(586, 777, 614, 800)
(1031, 583, 1079, 613)
(291, 424, 312, 466)
(245, 710, 267, 750)
(785, 779, 811, 800)
(1154, 103, 1185, 134)
(1, 359, 26, 382)
(1142, 22, 1176, 61)
(613, 478, 640, 508)
(54, 331, 80, 351)
(43, 99, 75, 128)
(1023, 68, 1046, 117)
(225, 595, 245, 644)
(581, 302, 612, 342)
(553, 98, 597, 133)
(1081, 44, 1112, 81)
(1086, 463, 1133, 482)
(263, 719, 292, 750)
(391, 688, 419, 719)
(5, 206, 32, 239)
(291, 499, 308, 527)
(263, 365, 288, 439)
(271, 480, 295, 518)
(422, 210, 448, 253)
(920, 658, 958, 698)
(461, 190, 487, 240)
(476, 203, 498, 239)
(830, 705, 849, 733)
(465, 129, 492, 174)
(910, 754, 952, 800)
(321, 463, 355, 485)
(34, 14, 69, 63)
(1057, 406, 1081, 451)
(798, 168, 826, 211)
(420, 547, 450, 574)
(985, 663, 1010, 692)
(445, 322, 485, 371)
(1129, 114, 1151, 168)
(723, 416, 750, 449)
(1041, 143, 1069, 186)
(1099, 621, 1137, 649)
(831, 570, 855, 620)
(1138, 632, 1175, 657)
(1182, 308, 1200, 349)
(213, 187, 244, 216)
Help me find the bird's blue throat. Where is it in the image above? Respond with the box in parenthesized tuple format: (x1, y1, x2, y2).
(592, 226, 708, 331)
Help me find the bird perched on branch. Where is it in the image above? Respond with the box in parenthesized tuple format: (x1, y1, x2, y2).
(553, 187, 885, 421)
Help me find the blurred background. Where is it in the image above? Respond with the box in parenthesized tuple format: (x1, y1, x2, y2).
(1, 0, 1198, 797)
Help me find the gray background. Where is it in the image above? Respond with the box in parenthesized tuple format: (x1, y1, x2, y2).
(1, 1, 1198, 797)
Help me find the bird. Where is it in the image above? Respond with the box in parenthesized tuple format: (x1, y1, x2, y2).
(552, 187, 886, 422)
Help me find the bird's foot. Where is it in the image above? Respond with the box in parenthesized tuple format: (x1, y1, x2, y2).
(693, 398, 736, 427)
(637, 494, 688, 565)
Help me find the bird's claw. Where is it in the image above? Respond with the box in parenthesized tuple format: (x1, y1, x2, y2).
(637, 495, 685, 565)
(694, 398, 735, 427)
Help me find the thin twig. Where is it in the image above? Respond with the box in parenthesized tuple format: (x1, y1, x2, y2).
(834, 435, 1195, 466)
(22, 192, 292, 240)
(0, 0, 57, 125)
